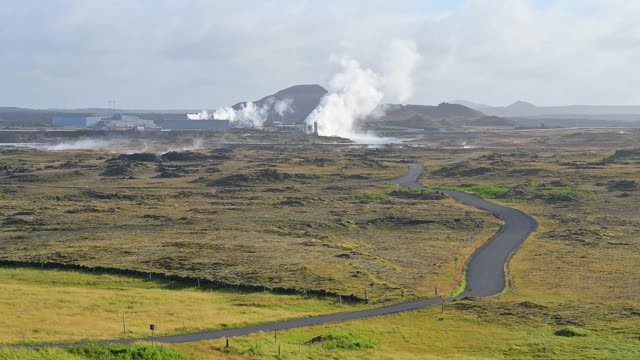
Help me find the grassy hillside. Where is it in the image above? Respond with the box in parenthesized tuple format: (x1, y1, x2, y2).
(2, 129, 639, 358)
(0, 267, 355, 344)
(0, 145, 499, 302)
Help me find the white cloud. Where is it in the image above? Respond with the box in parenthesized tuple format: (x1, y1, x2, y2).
(0, 0, 639, 108)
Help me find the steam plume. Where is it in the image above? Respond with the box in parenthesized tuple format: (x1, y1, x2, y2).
(189, 97, 294, 128)
(187, 110, 211, 120)
(383, 40, 422, 102)
(274, 98, 294, 116)
(306, 40, 422, 141)
(213, 102, 270, 127)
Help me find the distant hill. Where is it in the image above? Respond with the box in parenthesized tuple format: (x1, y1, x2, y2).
(0, 107, 36, 113)
(510, 117, 640, 129)
(405, 103, 485, 120)
(504, 100, 537, 113)
(232, 84, 327, 125)
(371, 102, 486, 129)
(0, 109, 96, 127)
(468, 116, 515, 127)
(453, 100, 640, 120)
(450, 100, 492, 110)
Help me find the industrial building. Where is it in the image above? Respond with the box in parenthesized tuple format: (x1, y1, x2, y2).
(273, 123, 306, 134)
(104, 119, 156, 128)
(108, 114, 140, 121)
(163, 120, 229, 131)
(52, 116, 104, 127)
(52, 114, 159, 131)
(101, 115, 156, 130)
(306, 121, 319, 135)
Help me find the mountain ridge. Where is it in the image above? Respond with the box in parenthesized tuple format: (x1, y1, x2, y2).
(451, 100, 640, 120)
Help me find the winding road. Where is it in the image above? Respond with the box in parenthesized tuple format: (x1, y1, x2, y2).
(38, 163, 537, 347)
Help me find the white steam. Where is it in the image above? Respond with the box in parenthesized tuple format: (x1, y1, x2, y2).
(19, 137, 206, 153)
(35, 138, 121, 151)
(189, 98, 294, 128)
(305, 59, 384, 140)
(186, 110, 211, 120)
(306, 40, 422, 141)
(383, 40, 422, 102)
(213, 101, 271, 127)
(274, 98, 294, 116)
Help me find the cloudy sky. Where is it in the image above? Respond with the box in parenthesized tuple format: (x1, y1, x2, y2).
(1, 0, 639, 109)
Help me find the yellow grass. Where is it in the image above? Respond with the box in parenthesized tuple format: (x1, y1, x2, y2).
(167, 299, 640, 359)
(0, 267, 361, 344)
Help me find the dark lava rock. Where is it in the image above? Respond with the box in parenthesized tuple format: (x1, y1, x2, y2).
(110, 153, 161, 162)
(160, 151, 208, 162)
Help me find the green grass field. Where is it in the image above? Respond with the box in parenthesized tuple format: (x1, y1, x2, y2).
(0, 267, 360, 345)
(1, 129, 639, 358)
(166, 300, 640, 359)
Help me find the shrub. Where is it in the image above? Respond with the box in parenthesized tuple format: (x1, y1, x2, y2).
(554, 326, 588, 337)
(160, 151, 208, 162)
(351, 193, 386, 201)
(388, 188, 447, 200)
(0, 348, 81, 359)
(322, 333, 377, 351)
(67, 344, 187, 360)
(110, 153, 161, 162)
(441, 184, 510, 199)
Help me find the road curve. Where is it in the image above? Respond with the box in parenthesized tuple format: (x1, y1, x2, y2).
(36, 163, 536, 347)
(395, 163, 537, 298)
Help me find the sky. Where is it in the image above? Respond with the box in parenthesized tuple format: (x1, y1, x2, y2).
(1, 0, 639, 109)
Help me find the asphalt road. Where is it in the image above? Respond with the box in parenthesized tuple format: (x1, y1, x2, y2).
(396, 163, 537, 298)
(36, 163, 536, 347)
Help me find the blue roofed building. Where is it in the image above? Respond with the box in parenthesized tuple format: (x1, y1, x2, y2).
(52, 116, 103, 127)
(164, 120, 229, 131)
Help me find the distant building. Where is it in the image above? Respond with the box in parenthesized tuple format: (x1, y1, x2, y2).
(273, 123, 306, 134)
(102, 114, 157, 129)
(164, 120, 229, 131)
(105, 119, 156, 129)
(52, 116, 103, 127)
(52, 114, 158, 130)
(108, 114, 140, 121)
